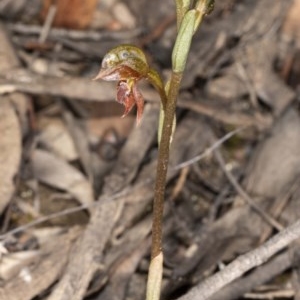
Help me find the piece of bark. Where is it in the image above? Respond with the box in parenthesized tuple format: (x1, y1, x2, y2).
(208, 251, 292, 300)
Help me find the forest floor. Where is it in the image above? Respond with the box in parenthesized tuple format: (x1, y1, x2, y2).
(0, 0, 300, 299)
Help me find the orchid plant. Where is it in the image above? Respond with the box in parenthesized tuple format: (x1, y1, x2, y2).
(94, 1, 214, 299)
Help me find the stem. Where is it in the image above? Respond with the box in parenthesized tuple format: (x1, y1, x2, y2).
(151, 71, 183, 259)
(147, 68, 168, 110)
(148, 5, 212, 300)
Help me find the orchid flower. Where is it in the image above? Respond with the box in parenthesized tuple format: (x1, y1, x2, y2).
(93, 45, 166, 124)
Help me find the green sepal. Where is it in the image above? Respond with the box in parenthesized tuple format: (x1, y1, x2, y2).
(172, 9, 196, 73)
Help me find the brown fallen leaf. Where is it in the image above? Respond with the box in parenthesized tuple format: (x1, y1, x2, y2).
(32, 149, 94, 207)
(0, 97, 22, 214)
(41, 0, 98, 29)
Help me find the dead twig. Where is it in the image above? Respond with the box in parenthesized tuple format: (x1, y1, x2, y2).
(38, 4, 57, 44)
(7, 23, 142, 41)
(174, 127, 246, 170)
(178, 218, 300, 300)
(213, 148, 284, 232)
(259, 179, 299, 243)
(209, 251, 292, 300)
(244, 289, 294, 299)
(170, 167, 189, 201)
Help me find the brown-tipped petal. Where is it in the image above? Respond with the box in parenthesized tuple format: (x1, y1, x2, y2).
(133, 84, 144, 125)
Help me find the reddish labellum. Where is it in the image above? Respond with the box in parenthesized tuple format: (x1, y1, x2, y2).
(116, 81, 144, 124)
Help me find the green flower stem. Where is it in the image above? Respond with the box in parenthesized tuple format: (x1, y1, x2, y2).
(147, 68, 168, 110)
(147, 2, 214, 299)
(151, 10, 199, 260)
(147, 71, 182, 300)
(146, 74, 182, 300)
(151, 71, 182, 259)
